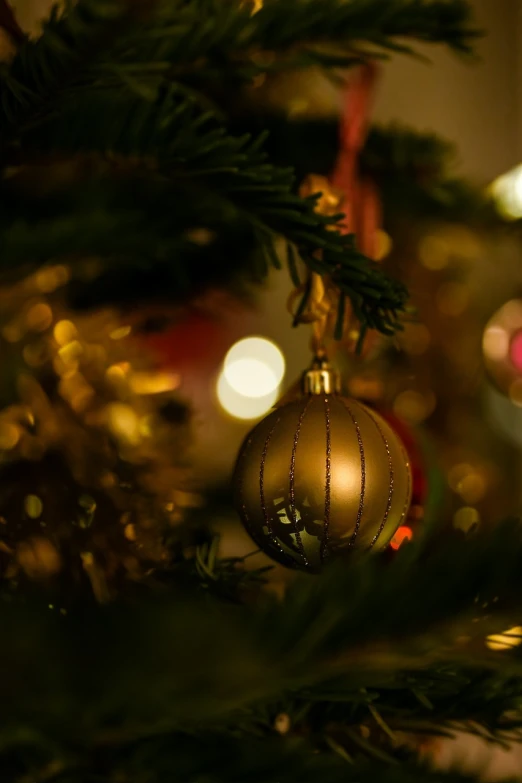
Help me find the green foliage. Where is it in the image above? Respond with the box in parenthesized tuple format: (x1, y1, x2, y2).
(2, 520, 522, 781)
(0, 0, 479, 333)
(362, 125, 500, 223)
(0, 3, 512, 782)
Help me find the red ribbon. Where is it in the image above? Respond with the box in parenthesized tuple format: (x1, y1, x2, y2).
(330, 63, 381, 259)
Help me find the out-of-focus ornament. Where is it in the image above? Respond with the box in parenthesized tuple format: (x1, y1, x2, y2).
(482, 300, 522, 399)
(138, 301, 235, 376)
(233, 358, 412, 572)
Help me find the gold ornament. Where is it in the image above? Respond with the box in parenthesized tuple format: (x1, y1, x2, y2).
(233, 359, 412, 572)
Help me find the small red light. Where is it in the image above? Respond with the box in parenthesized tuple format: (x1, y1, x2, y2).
(390, 526, 413, 551)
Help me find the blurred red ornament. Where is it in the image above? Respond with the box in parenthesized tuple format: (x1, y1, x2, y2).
(482, 300, 522, 399)
(509, 329, 522, 371)
(379, 410, 427, 508)
(376, 410, 428, 551)
(134, 292, 243, 375)
(143, 312, 229, 369)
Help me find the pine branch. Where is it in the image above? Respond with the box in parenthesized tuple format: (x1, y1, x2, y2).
(0, 0, 151, 135)
(362, 125, 500, 223)
(0, 0, 479, 333)
(93, 0, 479, 86)
(2, 521, 522, 758)
(244, 0, 479, 56)
(4, 90, 408, 332)
(0, 0, 478, 139)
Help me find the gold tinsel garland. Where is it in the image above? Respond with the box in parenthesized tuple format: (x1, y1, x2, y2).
(0, 264, 198, 600)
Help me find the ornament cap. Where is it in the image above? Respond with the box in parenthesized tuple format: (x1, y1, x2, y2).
(302, 356, 341, 395)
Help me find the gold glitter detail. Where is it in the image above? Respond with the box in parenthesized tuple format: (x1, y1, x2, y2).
(58, 340, 83, 364)
(26, 303, 53, 332)
(339, 399, 366, 547)
(259, 417, 288, 560)
(320, 396, 332, 562)
(124, 523, 137, 541)
(110, 325, 132, 340)
(130, 371, 180, 395)
(54, 320, 77, 346)
(35, 266, 70, 293)
(3, 323, 23, 343)
(107, 403, 141, 446)
(17, 537, 61, 579)
(289, 398, 312, 568)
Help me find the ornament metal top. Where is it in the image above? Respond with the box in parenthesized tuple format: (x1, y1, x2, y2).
(233, 358, 412, 572)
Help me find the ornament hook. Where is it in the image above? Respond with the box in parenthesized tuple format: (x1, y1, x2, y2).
(302, 356, 341, 395)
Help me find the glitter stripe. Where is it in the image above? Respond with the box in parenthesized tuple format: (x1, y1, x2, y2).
(339, 399, 366, 546)
(354, 403, 394, 548)
(289, 398, 312, 568)
(320, 396, 332, 562)
(259, 417, 289, 560)
(237, 436, 262, 550)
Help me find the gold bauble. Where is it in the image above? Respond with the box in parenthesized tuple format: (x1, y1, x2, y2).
(233, 360, 412, 572)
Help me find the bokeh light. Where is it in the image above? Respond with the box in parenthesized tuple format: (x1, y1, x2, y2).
(419, 235, 449, 270)
(448, 463, 487, 504)
(24, 495, 43, 519)
(399, 323, 431, 356)
(217, 371, 279, 420)
(223, 337, 285, 398)
(436, 283, 469, 317)
(374, 230, 393, 261)
(486, 626, 522, 652)
(453, 506, 480, 533)
(217, 337, 285, 420)
(482, 325, 509, 362)
(490, 164, 522, 220)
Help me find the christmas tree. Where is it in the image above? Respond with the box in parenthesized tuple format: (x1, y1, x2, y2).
(2, 0, 522, 781)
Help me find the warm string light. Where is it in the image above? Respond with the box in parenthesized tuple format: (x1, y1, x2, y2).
(217, 336, 285, 420)
(490, 164, 522, 220)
